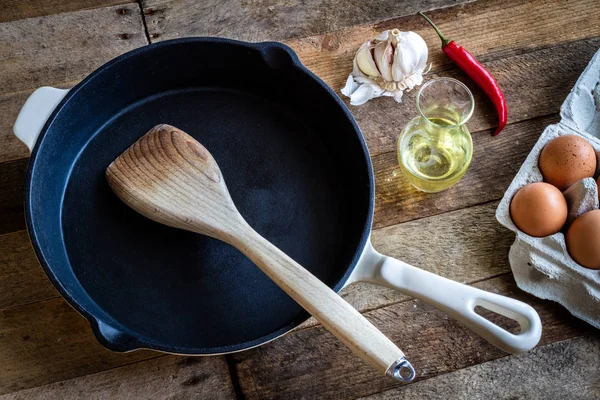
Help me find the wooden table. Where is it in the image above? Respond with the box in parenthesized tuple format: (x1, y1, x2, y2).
(0, 0, 599, 398)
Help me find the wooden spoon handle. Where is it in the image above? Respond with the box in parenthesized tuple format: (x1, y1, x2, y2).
(105, 125, 413, 381)
(232, 225, 413, 380)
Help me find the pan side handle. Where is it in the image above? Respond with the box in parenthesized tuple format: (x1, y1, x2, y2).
(91, 319, 145, 353)
(13, 86, 69, 152)
(356, 243, 542, 354)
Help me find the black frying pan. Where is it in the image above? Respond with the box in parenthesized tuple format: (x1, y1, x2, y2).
(14, 38, 540, 360)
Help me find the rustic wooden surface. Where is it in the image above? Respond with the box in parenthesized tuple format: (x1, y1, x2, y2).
(0, 0, 131, 23)
(0, 0, 599, 398)
(360, 335, 600, 399)
(141, 0, 474, 42)
(0, 356, 235, 400)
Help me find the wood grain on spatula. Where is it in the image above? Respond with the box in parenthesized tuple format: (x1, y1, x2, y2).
(105, 124, 412, 381)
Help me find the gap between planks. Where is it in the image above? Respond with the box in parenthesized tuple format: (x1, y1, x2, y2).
(135, 0, 151, 43)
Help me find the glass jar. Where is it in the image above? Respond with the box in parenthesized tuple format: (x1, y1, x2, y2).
(397, 77, 475, 193)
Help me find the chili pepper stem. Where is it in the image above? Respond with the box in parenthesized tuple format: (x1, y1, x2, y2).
(419, 12, 450, 47)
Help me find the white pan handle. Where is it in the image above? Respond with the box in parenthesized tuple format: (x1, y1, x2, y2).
(13, 86, 69, 151)
(358, 246, 542, 354)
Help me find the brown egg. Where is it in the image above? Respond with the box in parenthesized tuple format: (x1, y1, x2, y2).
(539, 134, 596, 191)
(566, 210, 600, 269)
(510, 182, 567, 237)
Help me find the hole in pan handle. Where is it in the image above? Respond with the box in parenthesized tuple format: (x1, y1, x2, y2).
(13, 86, 70, 152)
(356, 244, 542, 354)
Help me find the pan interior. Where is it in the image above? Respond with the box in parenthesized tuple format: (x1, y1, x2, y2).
(32, 40, 373, 352)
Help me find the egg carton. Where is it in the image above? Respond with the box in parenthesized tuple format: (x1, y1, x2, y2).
(496, 47, 600, 329)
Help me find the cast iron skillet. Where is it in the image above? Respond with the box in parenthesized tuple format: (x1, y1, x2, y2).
(14, 38, 541, 357)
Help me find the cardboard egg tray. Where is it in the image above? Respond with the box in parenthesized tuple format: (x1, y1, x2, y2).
(496, 48, 600, 329)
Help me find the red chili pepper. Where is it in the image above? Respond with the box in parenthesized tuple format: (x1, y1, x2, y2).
(420, 12, 507, 136)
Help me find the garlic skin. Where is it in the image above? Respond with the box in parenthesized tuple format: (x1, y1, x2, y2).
(341, 29, 429, 106)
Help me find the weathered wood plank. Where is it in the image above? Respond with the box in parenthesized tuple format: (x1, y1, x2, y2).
(0, 1, 594, 397)
(0, 3, 147, 95)
(297, 200, 512, 330)
(142, 0, 469, 43)
(0, 355, 235, 399)
(0, 230, 57, 309)
(232, 274, 591, 400)
(359, 334, 600, 399)
(372, 113, 560, 230)
(0, 159, 27, 235)
(0, 298, 158, 394)
(288, 18, 600, 156)
(0, 92, 32, 164)
(0, 0, 132, 23)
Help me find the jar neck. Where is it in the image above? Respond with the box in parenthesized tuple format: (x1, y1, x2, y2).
(420, 115, 465, 134)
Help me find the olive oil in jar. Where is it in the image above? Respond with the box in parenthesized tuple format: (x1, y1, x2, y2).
(397, 107, 473, 193)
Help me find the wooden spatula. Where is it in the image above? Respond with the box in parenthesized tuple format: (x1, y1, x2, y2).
(106, 124, 414, 382)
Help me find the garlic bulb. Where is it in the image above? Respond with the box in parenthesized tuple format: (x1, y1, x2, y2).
(341, 29, 429, 106)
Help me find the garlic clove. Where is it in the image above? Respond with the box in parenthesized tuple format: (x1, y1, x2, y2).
(378, 80, 396, 92)
(374, 37, 394, 82)
(392, 32, 426, 83)
(391, 47, 406, 83)
(393, 90, 404, 103)
(355, 43, 380, 78)
(349, 84, 375, 106)
(406, 31, 428, 74)
(389, 28, 402, 46)
(404, 74, 424, 90)
(412, 32, 429, 72)
(340, 75, 359, 97)
(375, 30, 390, 41)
